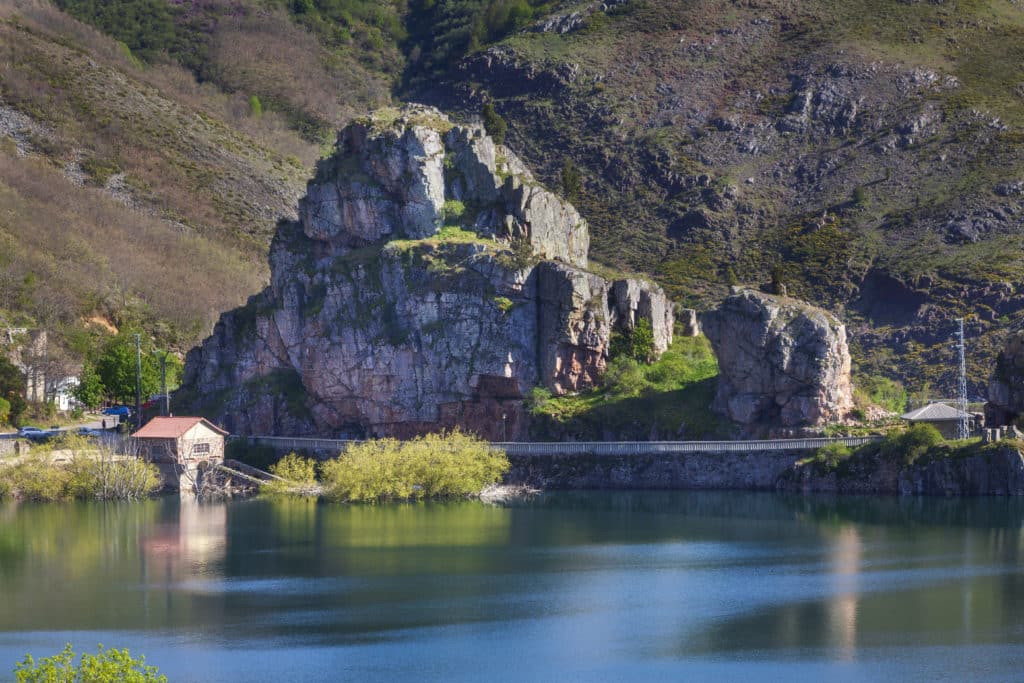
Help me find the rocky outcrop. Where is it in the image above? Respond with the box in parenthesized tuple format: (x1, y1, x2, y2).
(701, 288, 853, 430)
(985, 331, 1024, 427)
(608, 279, 673, 355)
(677, 308, 701, 337)
(178, 105, 671, 439)
(779, 447, 1024, 496)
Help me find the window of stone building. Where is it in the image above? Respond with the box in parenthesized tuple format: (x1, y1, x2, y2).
(193, 442, 211, 455)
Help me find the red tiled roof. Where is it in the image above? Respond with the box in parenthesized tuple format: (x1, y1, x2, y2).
(132, 417, 229, 439)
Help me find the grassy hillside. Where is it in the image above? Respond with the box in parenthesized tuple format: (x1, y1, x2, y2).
(416, 0, 1024, 395)
(4, 0, 1024, 411)
(0, 1, 328, 368)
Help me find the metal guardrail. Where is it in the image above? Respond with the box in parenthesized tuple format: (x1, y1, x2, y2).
(232, 435, 881, 456)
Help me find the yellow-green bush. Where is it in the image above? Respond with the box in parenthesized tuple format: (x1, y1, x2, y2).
(320, 430, 508, 503)
(0, 454, 73, 502)
(0, 437, 160, 502)
(262, 452, 319, 496)
(15, 643, 165, 683)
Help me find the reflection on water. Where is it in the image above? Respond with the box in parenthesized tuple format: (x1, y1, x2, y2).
(827, 526, 861, 659)
(1, 492, 1024, 682)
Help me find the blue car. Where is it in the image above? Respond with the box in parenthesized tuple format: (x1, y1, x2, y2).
(102, 405, 131, 417)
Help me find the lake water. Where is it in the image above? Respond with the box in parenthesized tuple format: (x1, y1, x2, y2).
(1, 492, 1023, 682)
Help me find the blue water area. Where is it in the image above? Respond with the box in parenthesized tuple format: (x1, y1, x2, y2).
(1, 492, 1023, 681)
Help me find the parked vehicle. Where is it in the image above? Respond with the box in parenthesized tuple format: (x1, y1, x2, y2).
(102, 405, 131, 417)
(17, 426, 51, 441)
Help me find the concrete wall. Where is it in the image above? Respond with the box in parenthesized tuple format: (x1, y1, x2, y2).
(504, 451, 804, 490)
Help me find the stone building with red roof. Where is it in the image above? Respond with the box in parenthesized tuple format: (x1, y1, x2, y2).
(132, 416, 228, 464)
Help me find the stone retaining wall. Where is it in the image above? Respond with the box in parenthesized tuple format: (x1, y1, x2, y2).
(504, 451, 803, 490)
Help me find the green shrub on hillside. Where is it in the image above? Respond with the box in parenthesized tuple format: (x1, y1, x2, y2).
(808, 442, 853, 471)
(14, 643, 165, 683)
(812, 423, 947, 473)
(880, 423, 945, 465)
(482, 103, 507, 145)
(320, 430, 508, 503)
(854, 374, 908, 415)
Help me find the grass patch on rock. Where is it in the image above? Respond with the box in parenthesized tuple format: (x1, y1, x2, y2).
(528, 335, 730, 440)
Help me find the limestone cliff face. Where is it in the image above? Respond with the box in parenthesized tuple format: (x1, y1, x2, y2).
(179, 105, 671, 439)
(985, 331, 1024, 427)
(701, 288, 853, 430)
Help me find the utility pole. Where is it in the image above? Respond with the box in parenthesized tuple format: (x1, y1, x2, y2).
(159, 351, 170, 416)
(133, 333, 142, 431)
(955, 318, 969, 441)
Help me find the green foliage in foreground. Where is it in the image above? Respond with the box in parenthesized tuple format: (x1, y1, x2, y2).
(0, 437, 161, 502)
(528, 335, 729, 440)
(15, 643, 165, 683)
(319, 430, 509, 503)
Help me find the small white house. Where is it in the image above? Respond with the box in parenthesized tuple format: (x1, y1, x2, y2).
(52, 376, 79, 412)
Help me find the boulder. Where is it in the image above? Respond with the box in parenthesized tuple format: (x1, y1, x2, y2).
(701, 288, 853, 429)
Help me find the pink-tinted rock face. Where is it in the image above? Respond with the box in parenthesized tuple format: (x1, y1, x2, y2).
(179, 105, 672, 437)
(701, 288, 853, 431)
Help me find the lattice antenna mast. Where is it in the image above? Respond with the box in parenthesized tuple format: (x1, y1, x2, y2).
(955, 318, 969, 440)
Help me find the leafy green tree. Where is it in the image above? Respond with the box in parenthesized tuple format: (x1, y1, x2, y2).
(0, 397, 9, 425)
(94, 332, 160, 404)
(631, 318, 655, 363)
(609, 319, 656, 363)
(73, 363, 105, 410)
(482, 103, 507, 145)
(0, 356, 26, 426)
(14, 643, 165, 683)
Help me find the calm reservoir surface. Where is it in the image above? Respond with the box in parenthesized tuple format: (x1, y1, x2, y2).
(2, 492, 1024, 681)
